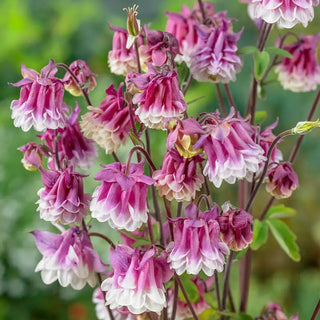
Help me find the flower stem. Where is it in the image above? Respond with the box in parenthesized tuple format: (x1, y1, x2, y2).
(88, 232, 115, 249)
(197, 0, 207, 22)
(54, 129, 61, 170)
(171, 279, 179, 320)
(311, 298, 320, 320)
(214, 270, 222, 310)
(97, 273, 115, 320)
(223, 84, 236, 108)
(134, 39, 142, 74)
(216, 84, 227, 117)
(239, 248, 252, 312)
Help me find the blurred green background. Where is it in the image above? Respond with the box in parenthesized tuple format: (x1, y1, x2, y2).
(1, 0, 320, 319)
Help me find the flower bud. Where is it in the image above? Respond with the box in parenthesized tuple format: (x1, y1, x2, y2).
(292, 120, 320, 135)
(18, 142, 49, 171)
(124, 5, 141, 49)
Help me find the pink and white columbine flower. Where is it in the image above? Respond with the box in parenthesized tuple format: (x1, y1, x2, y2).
(194, 109, 266, 188)
(265, 162, 299, 199)
(190, 14, 243, 83)
(275, 34, 320, 92)
(90, 162, 154, 232)
(37, 166, 90, 225)
(246, 0, 319, 28)
(218, 203, 253, 251)
(40, 104, 97, 170)
(10, 59, 68, 132)
(131, 64, 187, 130)
(102, 245, 173, 314)
(153, 149, 204, 202)
(81, 84, 132, 154)
(167, 203, 229, 276)
(32, 226, 106, 290)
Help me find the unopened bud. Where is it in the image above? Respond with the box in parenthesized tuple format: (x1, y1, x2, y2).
(292, 120, 320, 135)
(123, 5, 141, 49)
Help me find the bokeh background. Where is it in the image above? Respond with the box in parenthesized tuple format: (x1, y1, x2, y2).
(1, 0, 320, 319)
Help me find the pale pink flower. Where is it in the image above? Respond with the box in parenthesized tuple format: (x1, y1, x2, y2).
(10, 59, 68, 132)
(247, 0, 319, 28)
(102, 245, 173, 314)
(153, 149, 204, 202)
(32, 226, 106, 290)
(264, 303, 299, 320)
(131, 64, 187, 129)
(18, 142, 49, 171)
(167, 203, 229, 276)
(37, 167, 90, 225)
(275, 34, 320, 92)
(90, 162, 154, 232)
(81, 84, 132, 154)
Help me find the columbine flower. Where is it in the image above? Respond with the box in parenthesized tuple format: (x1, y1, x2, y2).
(167, 203, 229, 276)
(40, 104, 97, 170)
(246, 0, 319, 28)
(32, 226, 106, 290)
(131, 64, 187, 130)
(18, 142, 49, 171)
(81, 84, 132, 154)
(153, 149, 204, 202)
(194, 109, 266, 188)
(275, 34, 320, 92)
(10, 59, 68, 132)
(102, 245, 173, 314)
(263, 303, 299, 320)
(63, 60, 97, 97)
(90, 162, 154, 232)
(37, 166, 90, 225)
(190, 14, 243, 83)
(265, 162, 298, 199)
(218, 203, 253, 251)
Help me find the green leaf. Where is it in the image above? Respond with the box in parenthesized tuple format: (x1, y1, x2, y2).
(132, 238, 151, 247)
(251, 219, 269, 250)
(233, 313, 254, 320)
(179, 275, 200, 303)
(265, 205, 296, 219)
(254, 51, 270, 81)
(254, 110, 268, 125)
(152, 221, 160, 242)
(199, 308, 220, 320)
(265, 46, 293, 58)
(202, 292, 218, 309)
(234, 248, 248, 260)
(237, 46, 259, 55)
(266, 219, 301, 261)
(129, 132, 145, 148)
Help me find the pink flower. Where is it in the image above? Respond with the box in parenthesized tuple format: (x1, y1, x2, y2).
(153, 149, 204, 202)
(81, 84, 132, 154)
(218, 203, 253, 251)
(190, 14, 242, 83)
(18, 142, 49, 171)
(131, 64, 187, 129)
(167, 203, 229, 276)
(275, 34, 320, 92)
(37, 167, 90, 225)
(265, 162, 299, 199)
(102, 245, 173, 314)
(247, 0, 319, 28)
(63, 59, 97, 96)
(32, 226, 106, 290)
(10, 59, 68, 132)
(194, 109, 266, 188)
(90, 162, 154, 232)
(40, 104, 97, 170)
(264, 303, 299, 320)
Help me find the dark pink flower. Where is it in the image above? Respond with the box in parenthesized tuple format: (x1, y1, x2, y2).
(131, 64, 187, 129)
(18, 142, 49, 171)
(265, 162, 298, 199)
(101, 245, 173, 314)
(40, 104, 97, 170)
(275, 34, 320, 92)
(63, 59, 97, 96)
(81, 84, 132, 154)
(167, 203, 229, 276)
(10, 59, 68, 131)
(32, 226, 106, 290)
(37, 166, 90, 225)
(218, 203, 253, 251)
(90, 162, 154, 231)
(153, 149, 204, 202)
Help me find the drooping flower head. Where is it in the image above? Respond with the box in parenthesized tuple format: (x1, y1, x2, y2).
(37, 166, 90, 225)
(81, 83, 132, 154)
(32, 226, 106, 290)
(40, 104, 97, 170)
(190, 13, 243, 83)
(167, 203, 229, 276)
(90, 162, 155, 232)
(247, 0, 319, 28)
(275, 34, 320, 92)
(131, 64, 187, 130)
(265, 162, 299, 199)
(153, 149, 204, 202)
(102, 245, 173, 314)
(18, 142, 49, 171)
(218, 202, 253, 251)
(10, 59, 68, 132)
(194, 109, 266, 188)
(263, 303, 299, 320)
(63, 59, 97, 96)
